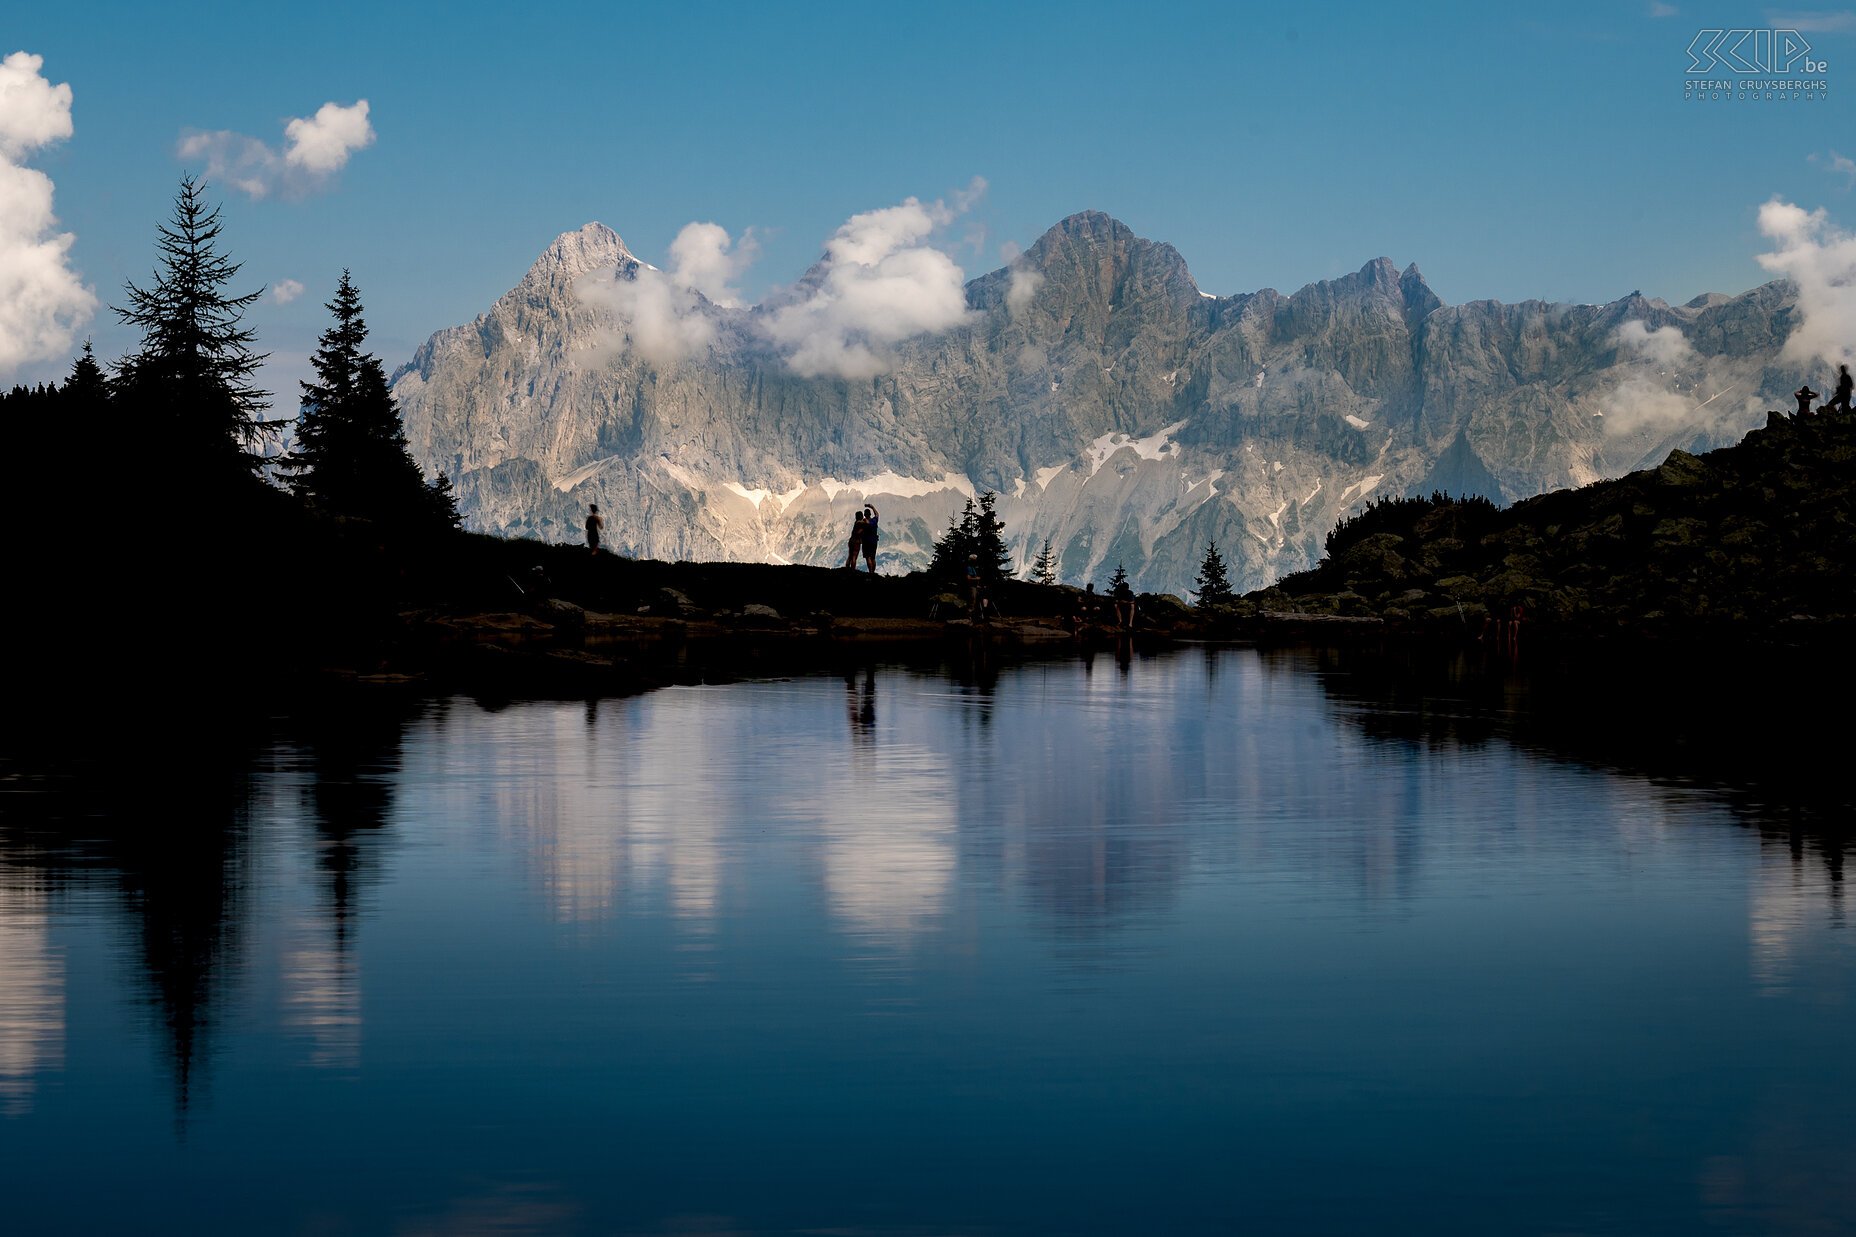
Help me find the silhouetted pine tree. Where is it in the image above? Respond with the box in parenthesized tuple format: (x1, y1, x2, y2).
(973, 491, 1011, 580)
(932, 492, 1012, 581)
(1109, 563, 1130, 592)
(1193, 541, 1233, 607)
(1030, 538, 1057, 585)
(930, 498, 979, 578)
(113, 176, 271, 491)
(285, 271, 457, 533)
(65, 340, 109, 406)
(0, 344, 117, 556)
(426, 470, 463, 530)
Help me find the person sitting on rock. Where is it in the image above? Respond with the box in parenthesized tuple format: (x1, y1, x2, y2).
(1828, 365, 1853, 416)
(585, 503, 605, 555)
(1794, 385, 1818, 419)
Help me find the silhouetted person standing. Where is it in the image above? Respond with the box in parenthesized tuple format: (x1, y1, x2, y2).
(1111, 576, 1135, 630)
(586, 503, 605, 554)
(860, 503, 880, 573)
(844, 509, 866, 569)
(1829, 365, 1854, 416)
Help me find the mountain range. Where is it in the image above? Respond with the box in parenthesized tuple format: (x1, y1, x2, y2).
(391, 211, 1810, 595)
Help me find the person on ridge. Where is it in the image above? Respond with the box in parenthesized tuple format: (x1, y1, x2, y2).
(1828, 365, 1853, 416)
(1793, 385, 1818, 419)
(859, 503, 880, 573)
(844, 509, 866, 569)
(585, 503, 605, 555)
(1111, 575, 1135, 630)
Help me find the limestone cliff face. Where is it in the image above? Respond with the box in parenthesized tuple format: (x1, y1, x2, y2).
(393, 212, 1807, 595)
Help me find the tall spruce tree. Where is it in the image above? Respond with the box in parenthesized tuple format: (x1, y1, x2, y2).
(930, 491, 1013, 581)
(930, 499, 979, 578)
(1029, 538, 1057, 586)
(973, 491, 1011, 580)
(1193, 541, 1233, 607)
(66, 340, 109, 406)
(1109, 563, 1130, 592)
(286, 271, 458, 532)
(113, 176, 270, 486)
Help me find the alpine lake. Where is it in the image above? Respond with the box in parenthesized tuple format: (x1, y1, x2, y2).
(1, 641, 1850, 1236)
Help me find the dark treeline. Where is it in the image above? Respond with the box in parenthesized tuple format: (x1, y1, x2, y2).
(0, 178, 461, 691)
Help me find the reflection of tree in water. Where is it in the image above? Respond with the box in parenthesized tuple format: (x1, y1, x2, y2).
(275, 694, 420, 1073)
(1298, 643, 1855, 894)
(0, 712, 265, 1119)
(0, 692, 420, 1117)
(290, 696, 420, 946)
(943, 640, 1000, 729)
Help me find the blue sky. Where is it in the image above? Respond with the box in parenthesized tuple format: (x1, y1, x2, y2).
(5, 0, 1854, 396)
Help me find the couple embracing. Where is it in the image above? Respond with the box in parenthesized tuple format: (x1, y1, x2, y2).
(843, 503, 880, 573)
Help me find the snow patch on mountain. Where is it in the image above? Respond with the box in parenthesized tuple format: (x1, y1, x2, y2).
(817, 471, 974, 502)
(1337, 474, 1384, 505)
(1085, 420, 1187, 477)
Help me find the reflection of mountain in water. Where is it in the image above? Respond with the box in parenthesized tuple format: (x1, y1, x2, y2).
(0, 882, 63, 1116)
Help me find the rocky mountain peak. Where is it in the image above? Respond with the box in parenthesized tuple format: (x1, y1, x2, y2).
(1400, 262, 1444, 320)
(511, 222, 636, 303)
(394, 210, 1807, 597)
(1023, 210, 1199, 310)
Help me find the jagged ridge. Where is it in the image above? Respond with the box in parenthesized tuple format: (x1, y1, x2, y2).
(391, 210, 1813, 596)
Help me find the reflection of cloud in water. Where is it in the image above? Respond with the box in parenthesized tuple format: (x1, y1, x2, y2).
(398, 679, 960, 946)
(279, 913, 360, 1070)
(401, 702, 725, 928)
(1747, 855, 1846, 996)
(0, 882, 63, 1115)
(816, 746, 955, 942)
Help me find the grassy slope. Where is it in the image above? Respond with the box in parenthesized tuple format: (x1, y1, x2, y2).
(1248, 412, 1856, 643)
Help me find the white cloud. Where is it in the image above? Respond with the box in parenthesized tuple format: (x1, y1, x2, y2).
(1006, 265, 1043, 313)
(666, 221, 757, 308)
(1616, 319, 1696, 368)
(573, 221, 760, 366)
(1765, 10, 1856, 33)
(1756, 197, 1856, 369)
(272, 278, 306, 305)
(178, 99, 374, 200)
(0, 52, 94, 379)
(0, 49, 72, 158)
(283, 101, 373, 175)
(1809, 149, 1856, 188)
(1599, 376, 1701, 438)
(763, 178, 986, 379)
(575, 264, 718, 367)
(1649, 1, 1678, 17)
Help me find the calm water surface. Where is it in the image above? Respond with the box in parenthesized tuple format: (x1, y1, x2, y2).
(1, 647, 1851, 1235)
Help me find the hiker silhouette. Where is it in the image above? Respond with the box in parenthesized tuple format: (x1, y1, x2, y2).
(1828, 365, 1853, 416)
